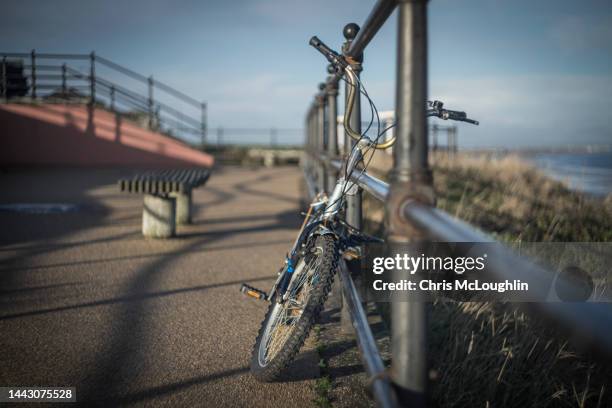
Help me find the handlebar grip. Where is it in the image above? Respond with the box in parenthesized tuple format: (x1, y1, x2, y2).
(309, 36, 334, 57)
(309, 36, 346, 68)
(441, 109, 479, 125)
(445, 110, 467, 121)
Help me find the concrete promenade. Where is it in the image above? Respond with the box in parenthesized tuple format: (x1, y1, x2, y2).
(0, 166, 320, 406)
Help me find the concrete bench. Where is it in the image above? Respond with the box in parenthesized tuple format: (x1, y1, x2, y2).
(118, 168, 211, 238)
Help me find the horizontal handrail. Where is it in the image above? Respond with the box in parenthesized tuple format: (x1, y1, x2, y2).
(0, 52, 88, 60)
(329, 159, 389, 202)
(95, 55, 202, 108)
(345, 0, 397, 59)
(62, 66, 202, 130)
(338, 259, 398, 408)
(302, 0, 612, 405)
(309, 152, 612, 357)
(208, 127, 303, 133)
(1, 51, 204, 110)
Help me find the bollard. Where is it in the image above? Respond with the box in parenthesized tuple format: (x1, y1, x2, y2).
(171, 191, 193, 225)
(386, 1, 431, 406)
(143, 194, 176, 238)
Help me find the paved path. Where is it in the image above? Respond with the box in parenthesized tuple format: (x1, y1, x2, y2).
(0, 166, 320, 406)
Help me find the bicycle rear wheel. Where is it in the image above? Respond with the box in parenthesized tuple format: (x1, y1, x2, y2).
(250, 234, 338, 382)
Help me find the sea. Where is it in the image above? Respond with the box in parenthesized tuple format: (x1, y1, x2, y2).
(528, 152, 612, 197)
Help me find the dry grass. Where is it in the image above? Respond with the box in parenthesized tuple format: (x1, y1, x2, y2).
(430, 301, 609, 408)
(361, 152, 612, 407)
(433, 154, 612, 242)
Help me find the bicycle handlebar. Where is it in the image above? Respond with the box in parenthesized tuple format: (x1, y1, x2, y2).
(309, 36, 346, 70)
(428, 101, 479, 125)
(309, 38, 479, 151)
(310, 36, 395, 150)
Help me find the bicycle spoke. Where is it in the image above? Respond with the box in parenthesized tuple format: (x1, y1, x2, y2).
(261, 244, 324, 364)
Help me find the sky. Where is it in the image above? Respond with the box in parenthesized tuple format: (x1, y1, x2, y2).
(1, 0, 612, 148)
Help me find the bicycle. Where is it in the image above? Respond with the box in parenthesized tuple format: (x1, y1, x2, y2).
(240, 35, 478, 382)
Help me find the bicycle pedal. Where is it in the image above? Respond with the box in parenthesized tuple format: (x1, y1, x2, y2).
(342, 247, 362, 260)
(240, 283, 269, 302)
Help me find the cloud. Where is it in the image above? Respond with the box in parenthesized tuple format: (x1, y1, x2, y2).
(151, 70, 612, 148)
(429, 74, 612, 147)
(548, 15, 612, 53)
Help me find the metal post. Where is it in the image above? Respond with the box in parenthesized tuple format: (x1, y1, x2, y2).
(309, 105, 315, 180)
(316, 85, 326, 193)
(386, 1, 430, 405)
(341, 22, 365, 333)
(30, 49, 36, 99)
(201, 102, 207, 146)
(217, 127, 224, 146)
(325, 66, 339, 194)
(270, 127, 277, 146)
(61, 63, 67, 96)
(1, 57, 6, 100)
(89, 51, 95, 106)
(148, 76, 154, 129)
(110, 86, 115, 111)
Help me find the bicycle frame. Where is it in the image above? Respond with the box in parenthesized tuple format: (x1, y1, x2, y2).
(266, 58, 478, 303)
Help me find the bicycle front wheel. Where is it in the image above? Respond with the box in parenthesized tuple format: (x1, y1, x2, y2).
(250, 234, 338, 382)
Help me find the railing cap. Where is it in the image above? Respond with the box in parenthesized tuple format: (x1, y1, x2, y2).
(343, 23, 360, 40)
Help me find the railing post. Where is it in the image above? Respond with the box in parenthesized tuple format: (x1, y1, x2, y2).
(61, 63, 67, 96)
(201, 102, 207, 146)
(316, 84, 326, 193)
(341, 22, 365, 333)
(148, 76, 154, 129)
(1, 57, 6, 100)
(30, 49, 36, 99)
(89, 51, 95, 106)
(386, 1, 430, 406)
(304, 108, 310, 181)
(325, 66, 339, 194)
(217, 127, 224, 146)
(270, 127, 277, 146)
(308, 104, 315, 181)
(110, 86, 115, 111)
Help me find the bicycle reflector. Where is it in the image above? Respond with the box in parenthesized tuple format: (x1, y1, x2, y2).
(240, 283, 269, 301)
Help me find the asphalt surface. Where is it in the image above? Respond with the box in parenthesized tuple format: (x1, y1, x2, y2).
(0, 166, 320, 407)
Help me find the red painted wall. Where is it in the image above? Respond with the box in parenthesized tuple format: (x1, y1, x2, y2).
(0, 104, 214, 168)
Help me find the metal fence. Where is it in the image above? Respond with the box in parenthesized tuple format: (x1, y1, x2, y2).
(302, 0, 612, 407)
(0, 51, 206, 146)
(208, 127, 303, 147)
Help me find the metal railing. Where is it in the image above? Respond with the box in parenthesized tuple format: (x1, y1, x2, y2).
(0, 50, 207, 146)
(207, 127, 303, 147)
(302, 1, 612, 407)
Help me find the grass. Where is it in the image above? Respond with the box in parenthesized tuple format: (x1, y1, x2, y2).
(312, 324, 333, 408)
(361, 152, 612, 407)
